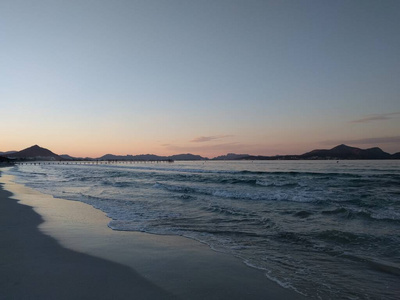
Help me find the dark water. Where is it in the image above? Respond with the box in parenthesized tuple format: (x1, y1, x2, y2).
(7, 160, 400, 299)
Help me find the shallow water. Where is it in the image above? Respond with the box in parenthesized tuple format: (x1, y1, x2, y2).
(6, 160, 400, 299)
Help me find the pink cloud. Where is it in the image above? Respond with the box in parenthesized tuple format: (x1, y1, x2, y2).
(351, 112, 400, 123)
(190, 135, 233, 143)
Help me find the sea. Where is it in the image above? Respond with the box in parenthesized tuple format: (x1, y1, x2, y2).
(5, 160, 400, 299)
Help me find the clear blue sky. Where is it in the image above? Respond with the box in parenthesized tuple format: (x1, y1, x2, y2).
(1, 0, 399, 157)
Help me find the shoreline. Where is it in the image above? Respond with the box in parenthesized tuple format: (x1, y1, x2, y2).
(0, 170, 306, 299)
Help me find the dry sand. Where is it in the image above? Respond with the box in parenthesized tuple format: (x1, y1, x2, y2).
(0, 171, 306, 299)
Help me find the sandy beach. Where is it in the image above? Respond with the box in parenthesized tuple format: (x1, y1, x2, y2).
(0, 170, 306, 299)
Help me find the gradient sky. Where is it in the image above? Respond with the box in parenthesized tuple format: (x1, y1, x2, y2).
(1, 0, 400, 158)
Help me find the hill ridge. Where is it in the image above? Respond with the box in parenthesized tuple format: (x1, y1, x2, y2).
(3, 144, 399, 161)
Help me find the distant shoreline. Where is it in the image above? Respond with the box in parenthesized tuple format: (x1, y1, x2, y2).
(2, 144, 399, 162)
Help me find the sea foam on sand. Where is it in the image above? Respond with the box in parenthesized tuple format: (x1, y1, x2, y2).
(0, 171, 305, 300)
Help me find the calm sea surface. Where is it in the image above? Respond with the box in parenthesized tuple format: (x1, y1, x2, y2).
(6, 160, 400, 299)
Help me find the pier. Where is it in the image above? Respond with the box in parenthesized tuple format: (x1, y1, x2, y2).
(15, 159, 174, 166)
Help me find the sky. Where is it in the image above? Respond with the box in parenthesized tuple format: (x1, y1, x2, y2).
(1, 0, 400, 158)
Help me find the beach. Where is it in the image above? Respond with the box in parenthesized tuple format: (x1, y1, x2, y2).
(0, 170, 306, 300)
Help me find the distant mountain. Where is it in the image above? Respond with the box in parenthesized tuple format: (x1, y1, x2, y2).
(98, 154, 162, 161)
(60, 154, 76, 160)
(96, 145, 399, 161)
(59, 154, 94, 161)
(0, 150, 18, 156)
(98, 154, 127, 160)
(4, 144, 398, 162)
(133, 154, 169, 161)
(8, 145, 64, 161)
(98, 153, 207, 161)
(0, 156, 13, 164)
(392, 152, 400, 159)
(301, 144, 392, 160)
(212, 153, 250, 160)
(212, 144, 397, 160)
(169, 154, 207, 160)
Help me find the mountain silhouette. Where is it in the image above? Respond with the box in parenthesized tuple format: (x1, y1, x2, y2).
(301, 144, 392, 159)
(3, 144, 399, 161)
(9, 145, 63, 161)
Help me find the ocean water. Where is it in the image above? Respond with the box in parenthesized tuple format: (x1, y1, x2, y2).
(5, 160, 400, 299)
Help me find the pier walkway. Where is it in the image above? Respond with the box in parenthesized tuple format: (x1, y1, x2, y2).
(15, 160, 174, 166)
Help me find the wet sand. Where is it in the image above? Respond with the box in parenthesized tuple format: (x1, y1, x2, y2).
(0, 171, 306, 299)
